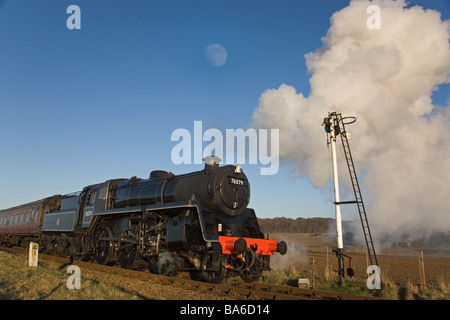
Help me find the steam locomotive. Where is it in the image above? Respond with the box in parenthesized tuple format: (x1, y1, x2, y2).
(0, 157, 286, 283)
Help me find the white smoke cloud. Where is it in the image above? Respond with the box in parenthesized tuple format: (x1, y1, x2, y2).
(252, 0, 450, 242)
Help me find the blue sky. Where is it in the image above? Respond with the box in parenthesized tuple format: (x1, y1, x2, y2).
(0, 0, 449, 219)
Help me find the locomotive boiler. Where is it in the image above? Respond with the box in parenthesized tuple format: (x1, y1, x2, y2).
(0, 157, 287, 284)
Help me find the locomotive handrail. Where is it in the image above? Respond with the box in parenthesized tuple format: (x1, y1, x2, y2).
(93, 200, 201, 217)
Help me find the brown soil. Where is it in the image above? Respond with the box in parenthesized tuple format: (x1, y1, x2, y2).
(269, 233, 450, 288)
(41, 257, 234, 300)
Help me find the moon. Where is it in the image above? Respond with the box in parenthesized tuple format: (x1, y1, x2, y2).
(205, 44, 228, 67)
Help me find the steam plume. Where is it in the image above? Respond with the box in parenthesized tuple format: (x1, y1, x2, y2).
(252, 0, 450, 243)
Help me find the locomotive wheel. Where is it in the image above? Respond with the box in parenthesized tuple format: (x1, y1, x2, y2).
(56, 241, 67, 257)
(189, 271, 204, 281)
(117, 228, 143, 270)
(69, 243, 81, 259)
(45, 241, 55, 255)
(94, 226, 114, 265)
(200, 253, 227, 284)
(149, 251, 176, 276)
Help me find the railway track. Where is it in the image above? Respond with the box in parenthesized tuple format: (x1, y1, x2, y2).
(0, 245, 382, 300)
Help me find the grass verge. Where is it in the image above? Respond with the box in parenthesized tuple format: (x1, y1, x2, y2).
(0, 251, 140, 300)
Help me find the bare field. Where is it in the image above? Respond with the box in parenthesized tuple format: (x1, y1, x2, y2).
(269, 233, 450, 290)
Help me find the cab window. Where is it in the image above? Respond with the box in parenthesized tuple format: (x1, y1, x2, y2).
(86, 191, 96, 206)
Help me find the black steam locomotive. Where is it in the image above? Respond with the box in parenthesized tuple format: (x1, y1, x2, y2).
(0, 157, 286, 283)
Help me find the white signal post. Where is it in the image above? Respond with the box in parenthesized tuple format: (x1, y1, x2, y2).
(329, 113, 344, 252)
(324, 112, 379, 287)
(324, 112, 346, 286)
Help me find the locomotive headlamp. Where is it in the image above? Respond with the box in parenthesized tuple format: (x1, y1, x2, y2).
(235, 164, 242, 174)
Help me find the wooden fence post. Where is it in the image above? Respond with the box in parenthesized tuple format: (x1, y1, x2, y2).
(310, 258, 317, 288)
(290, 242, 295, 271)
(418, 250, 426, 289)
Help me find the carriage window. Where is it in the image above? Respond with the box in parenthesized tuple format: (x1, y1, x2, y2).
(30, 208, 35, 221)
(14, 213, 19, 224)
(34, 207, 40, 221)
(25, 208, 31, 222)
(19, 210, 25, 223)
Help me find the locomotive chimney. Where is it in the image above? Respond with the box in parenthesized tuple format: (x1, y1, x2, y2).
(203, 155, 221, 170)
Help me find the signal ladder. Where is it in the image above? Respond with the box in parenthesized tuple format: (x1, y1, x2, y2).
(334, 113, 379, 268)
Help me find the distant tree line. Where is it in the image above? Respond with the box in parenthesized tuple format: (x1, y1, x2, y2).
(257, 217, 450, 249)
